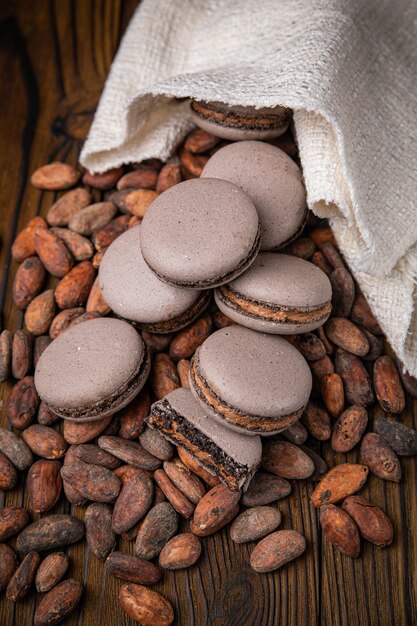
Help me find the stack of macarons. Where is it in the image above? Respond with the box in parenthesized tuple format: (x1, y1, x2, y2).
(34, 101, 332, 492)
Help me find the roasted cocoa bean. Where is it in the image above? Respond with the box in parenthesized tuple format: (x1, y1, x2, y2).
(98, 435, 161, 470)
(154, 469, 195, 519)
(34, 579, 83, 626)
(250, 530, 306, 573)
(6, 551, 41, 601)
(321, 373, 345, 418)
(142, 331, 174, 354)
(16, 514, 85, 552)
(0, 506, 30, 541)
(110, 188, 158, 217)
(179, 148, 209, 178)
(83, 166, 123, 189)
(139, 427, 174, 461)
(22, 424, 67, 459)
(85, 502, 116, 560)
(68, 201, 117, 235)
(119, 584, 174, 626)
(150, 353, 181, 399)
(118, 387, 150, 439)
(46, 187, 91, 226)
(330, 267, 355, 317)
(7, 375, 40, 429)
(0, 450, 17, 490)
(0, 544, 18, 592)
(184, 128, 219, 153)
(374, 415, 417, 455)
(117, 169, 158, 190)
(51, 227, 94, 260)
(177, 446, 220, 488)
(360, 433, 401, 482)
(25, 289, 56, 336)
(0, 329, 12, 382)
(106, 551, 160, 584)
(0, 427, 33, 470)
(159, 533, 202, 570)
(33, 228, 74, 277)
(331, 405, 368, 453)
(61, 460, 121, 502)
(37, 401, 59, 425)
(49, 307, 85, 338)
(163, 458, 206, 504)
(242, 472, 292, 506)
(325, 317, 369, 356)
(31, 162, 80, 190)
(12, 329, 33, 379)
(281, 421, 308, 444)
(286, 333, 326, 361)
(92, 214, 130, 251)
(54, 260, 96, 309)
(169, 315, 212, 360)
(12, 216, 48, 262)
(335, 349, 374, 406)
(262, 440, 314, 479)
(311, 463, 369, 507)
(190, 483, 240, 536)
(135, 502, 179, 560)
(177, 358, 191, 388)
(74, 443, 120, 469)
(156, 163, 182, 193)
(341, 495, 393, 546)
(34, 335, 52, 367)
(112, 468, 153, 534)
(27, 460, 62, 512)
(301, 401, 332, 440)
(319, 504, 360, 557)
(13, 256, 46, 309)
(35, 552, 69, 592)
(373, 356, 405, 414)
(350, 293, 382, 334)
(300, 445, 328, 482)
(231, 506, 282, 543)
(63, 414, 112, 444)
(285, 236, 316, 260)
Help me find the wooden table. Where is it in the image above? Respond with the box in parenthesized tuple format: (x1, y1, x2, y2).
(0, 2, 416, 624)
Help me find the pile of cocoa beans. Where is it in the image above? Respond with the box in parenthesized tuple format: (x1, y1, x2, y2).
(1, 127, 417, 626)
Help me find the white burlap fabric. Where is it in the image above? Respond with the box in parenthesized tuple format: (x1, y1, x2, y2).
(81, 0, 417, 376)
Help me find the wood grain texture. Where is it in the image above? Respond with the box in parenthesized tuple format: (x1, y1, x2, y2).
(0, 2, 416, 625)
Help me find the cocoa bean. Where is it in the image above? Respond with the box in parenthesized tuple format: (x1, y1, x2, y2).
(0, 544, 18, 591)
(300, 445, 328, 481)
(98, 435, 161, 470)
(119, 584, 174, 626)
(27, 460, 62, 512)
(319, 504, 360, 557)
(350, 293, 382, 334)
(330, 268, 355, 317)
(7, 375, 39, 429)
(250, 530, 306, 573)
(177, 358, 191, 388)
(0, 450, 17, 490)
(51, 227, 94, 260)
(262, 440, 314, 479)
(310, 354, 335, 383)
(61, 460, 121, 502)
(373, 356, 405, 414)
(361, 328, 384, 361)
(286, 332, 326, 361)
(34, 579, 83, 626)
(331, 405, 368, 453)
(112, 468, 153, 534)
(135, 502, 179, 560)
(25, 289, 56, 335)
(34, 335, 52, 367)
(341, 496, 393, 546)
(150, 353, 181, 399)
(360, 433, 401, 482)
(325, 318, 369, 356)
(321, 241, 346, 269)
(92, 214, 130, 251)
(398, 362, 417, 399)
(154, 469, 196, 518)
(38, 401, 59, 425)
(35, 552, 69, 592)
(49, 307, 85, 338)
(142, 331, 175, 353)
(190, 483, 240, 536)
(0, 506, 30, 541)
(139, 428, 174, 461)
(0, 427, 33, 470)
(177, 446, 220, 487)
(212, 310, 236, 329)
(241, 472, 291, 507)
(309, 225, 337, 248)
(184, 128, 219, 153)
(335, 349, 374, 406)
(63, 414, 112, 444)
(316, 325, 334, 355)
(67, 310, 102, 327)
(22, 424, 67, 459)
(13, 256, 45, 309)
(281, 421, 308, 444)
(301, 401, 332, 440)
(106, 551, 160, 584)
(54, 261, 96, 309)
(156, 163, 182, 193)
(62, 446, 87, 506)
(179, 148, 208, 178)
(33, 228, 74, 277)
(6, 551, 41, 601)
(117, 169, 158, 190)
(118, 387, 150, 439)
(74, 443, 120, 469)
(321, 373, 345, 418)
(163, 458, 206, 504)
(311, 250, 332, 275)
(109, 188, 158, 217)
(169, 315, 212, 360)
(12, 329, 33, 379)
(311, 463, 369, 507)
(16, 514, 85, 552)
(46, 187, 91, 226)
(68, 202, 117, 235)
(285, 236, 316, 259)
(12, 216, 48, 262)
(92, 248, 106, 268)
(31, 162, 80, 190)
(85, 502, 116, 560)
(374, 415, 417, 455)
(231, 506, 282, 543)
(0, 329, 12, 382)
(83, 166, 123, 189)
(159, 533, 202, 570)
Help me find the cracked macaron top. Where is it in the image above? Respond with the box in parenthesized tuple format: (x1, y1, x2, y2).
(34, 317, 150, 421)
(202, 141, 307, 251)
(140, 178, 261, 288)
(190, 100, 290, 141)
(99, 225, 209, 332)
(215, 253, 332, 334)
(189, 325, 312, 435)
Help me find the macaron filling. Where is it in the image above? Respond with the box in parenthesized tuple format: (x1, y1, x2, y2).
(45, 347, 150, 421)
(189, 357, 304, 433)
(148, 398, 259, 491)
(190, 100, 289, 132)
(132, 291, 211, 333)
(216, 285, 332, 326)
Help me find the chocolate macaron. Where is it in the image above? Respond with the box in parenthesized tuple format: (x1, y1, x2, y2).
(99, 226, 209, 332)
(35, 318, 150, 421)
(202, 141, 307, 251)
(189, 325, 312, 435)
(215, 253, 332, 334)
(190, 100, 290, 141)
(147, 388, 262, 491)
(140, 178, 260, 288)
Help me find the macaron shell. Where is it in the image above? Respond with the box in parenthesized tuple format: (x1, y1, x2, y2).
(163, 388, 262, 466)
(99, 225, 203, 326)
(35, 318, 145, 411)
(190, 325, 312, 419)
(202, 141, 306, 251)
(140, 178, 260, 287)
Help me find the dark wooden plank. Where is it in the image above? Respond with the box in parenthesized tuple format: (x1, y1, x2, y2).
(0, 2, 416, 626)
